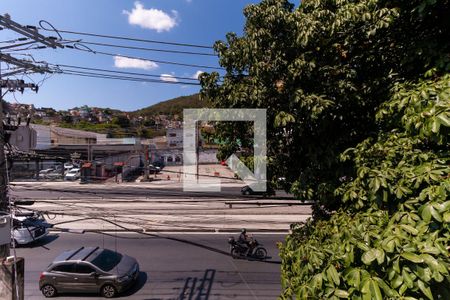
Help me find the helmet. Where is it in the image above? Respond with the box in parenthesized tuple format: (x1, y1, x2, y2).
(241, 228, 247, 233)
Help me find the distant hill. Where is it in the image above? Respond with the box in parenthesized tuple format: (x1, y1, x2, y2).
(132, 94, 208, 117)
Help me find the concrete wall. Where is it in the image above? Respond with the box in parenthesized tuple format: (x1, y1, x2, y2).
(30, 124, 51, 150)
(9, 127, 37, 152)
(151, 148, 218, 165)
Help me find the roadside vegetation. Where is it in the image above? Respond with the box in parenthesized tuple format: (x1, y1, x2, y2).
(200, 0, 450, 298)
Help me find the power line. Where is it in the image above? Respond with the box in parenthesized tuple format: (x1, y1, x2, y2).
(59, 69, 201, 86)
(51, 63, 203, 81)
(0, 16, 63, 49)
(68, 45, 224, 70)
(76, 40, 216, 57)
(38, 21, 214, 49)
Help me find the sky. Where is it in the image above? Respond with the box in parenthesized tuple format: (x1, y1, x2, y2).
(0, 0, 299, 112)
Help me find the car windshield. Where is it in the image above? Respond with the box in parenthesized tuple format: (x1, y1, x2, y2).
(90, 249, 122, 272)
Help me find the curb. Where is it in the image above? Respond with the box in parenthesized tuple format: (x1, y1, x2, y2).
(50, 228, 290, 234)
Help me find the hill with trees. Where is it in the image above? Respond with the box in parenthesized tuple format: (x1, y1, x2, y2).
(131, 94, 207, 118)
(28, 93, 207, 138)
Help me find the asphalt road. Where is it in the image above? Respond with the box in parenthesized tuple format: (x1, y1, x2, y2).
(16, 232, 285, 300)
(11, 181, 292, 200)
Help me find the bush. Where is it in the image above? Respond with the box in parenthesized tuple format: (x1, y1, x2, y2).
(280, 75, 450, 299)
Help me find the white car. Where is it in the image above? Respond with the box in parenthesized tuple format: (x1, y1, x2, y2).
(38, 168, 54, 179)
(12, 212, 52, 245)
(64, 163, 74, 171)
(64, 168, 80, 181)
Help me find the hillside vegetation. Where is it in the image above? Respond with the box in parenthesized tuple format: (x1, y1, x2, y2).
(131, 94, 207, 118)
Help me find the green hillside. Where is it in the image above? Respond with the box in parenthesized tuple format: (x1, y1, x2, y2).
(132, 94, 208, 117)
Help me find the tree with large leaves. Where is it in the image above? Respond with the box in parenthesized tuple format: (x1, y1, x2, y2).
(201, 0, 450, 298)
(201, 0, 450, 210)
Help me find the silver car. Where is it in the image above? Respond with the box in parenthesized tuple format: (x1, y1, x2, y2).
(39, 246, 139, 298)
(12, 212, 51, 245)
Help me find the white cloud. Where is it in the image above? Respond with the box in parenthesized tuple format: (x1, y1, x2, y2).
(114, 56, 158, 70)
(160, 74, 178, 83)
(192, 70, 205, 80)
(123, 2, 178, 33)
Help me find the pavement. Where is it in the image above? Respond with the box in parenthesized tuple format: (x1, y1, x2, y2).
(16, 232, 285, 299)
(10, 164, 312, 233)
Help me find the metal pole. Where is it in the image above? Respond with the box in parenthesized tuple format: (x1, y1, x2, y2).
(0, 59, 10, 259)
(196, 121, 199, 183)
(144, 144, 149, 181)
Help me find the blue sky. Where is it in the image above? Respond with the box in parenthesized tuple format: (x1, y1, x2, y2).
(0, 0, 299, 111)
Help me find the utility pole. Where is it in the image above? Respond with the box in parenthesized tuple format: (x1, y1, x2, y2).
(143, 144, 149, 181)
(196, 121, 199, 182)
(0, 13, 63, 300)
(0, 68, 9, 259)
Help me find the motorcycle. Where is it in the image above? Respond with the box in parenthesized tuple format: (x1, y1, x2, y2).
(228, 236, 267, 260)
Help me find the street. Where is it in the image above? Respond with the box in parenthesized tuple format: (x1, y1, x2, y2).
(11, 181, 311, 232)
(16, 232, 284, 300)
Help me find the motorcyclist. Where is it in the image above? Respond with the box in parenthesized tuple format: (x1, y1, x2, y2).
(238, 228, 254, 255)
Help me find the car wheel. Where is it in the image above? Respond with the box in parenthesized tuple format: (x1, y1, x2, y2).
(101, 284, 117, 298)
(41, 284, 57, 298)
(244, 190, 250, 195)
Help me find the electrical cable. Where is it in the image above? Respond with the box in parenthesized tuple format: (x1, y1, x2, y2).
(76, 41, 216, 57)
(69, 44, 223, 70)
(38, 22, 213, 49)
(52, 63, 204, 81)
(58, 69, 201, 86)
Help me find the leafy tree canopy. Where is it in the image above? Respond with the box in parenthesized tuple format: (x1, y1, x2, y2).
(201, 0, 450, 210)
(201, 0, 450, 298)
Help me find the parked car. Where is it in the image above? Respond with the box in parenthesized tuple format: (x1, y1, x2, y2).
(39, 247, 139, 298)
(64, 163, 74, 171)
(12, 212, 53, 245)
(241, 185, 276, 197)
(64, 168, 80, 181)
(46, 171, 63, 180)
(153, 161, 165, 169)
(38, 168, 54, 179)
(148, 164, 161, 174)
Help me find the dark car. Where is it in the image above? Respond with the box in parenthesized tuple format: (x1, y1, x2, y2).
(39, 247, 139, 298)
(241, 185, 276, 197)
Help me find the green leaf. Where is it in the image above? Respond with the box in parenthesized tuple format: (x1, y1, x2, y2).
(391, 274, 403, 288)
(370, 280, 383, 300)
(417, 280, 434, 300)
(437, 113, 450, 127)
(443, 212, 450, 223)
(421, 204, 432, 222)
(400, 225, 419, 235)
(334, 289, 350, 298)
(345, 268, 360, 288)
(374, 277, 397, 297)
(327, 265, 340, 286)
(362, 278, 382, 300)
(401, 252, 423, 263)
(362, 248, 384, 265)
(312, 273, 323, 290)
(402, 268, 414, 289)
(414, 266, 432, 282)
(431, 119, 440, 133)
(429, 206, 442, 222)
